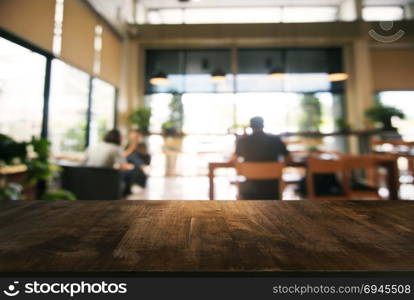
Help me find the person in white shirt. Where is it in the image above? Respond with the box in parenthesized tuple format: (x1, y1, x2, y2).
(85, 129, 135, 196)
(85, 130, 125, 168)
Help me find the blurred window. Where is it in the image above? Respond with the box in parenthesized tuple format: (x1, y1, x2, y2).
(49, 60, 90, 154)
(0, 37, 46, 142)
(89, 78, 116, 146)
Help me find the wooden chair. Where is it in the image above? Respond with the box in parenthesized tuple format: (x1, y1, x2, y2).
(371, 139, 414, 184)
(306, 156, 348, 200)
(234, 162, 285, 200)
(341, 154, 381, 200)
(371, 139, 414, 153)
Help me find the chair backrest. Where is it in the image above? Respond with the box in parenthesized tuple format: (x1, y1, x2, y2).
(342, 154, 378, 170)
(341, 154, 380, 197)
(61, 166, 122, 200)
(235, 162, 285, 200)
(235, 162, 284, 180)
(307, 156, 343, 174)
(306, 157, 347, 200)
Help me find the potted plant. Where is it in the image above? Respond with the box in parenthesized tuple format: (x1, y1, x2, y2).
(0, 134, 27, 201)
(162, 93, 184, 139)
(335, 118, 352, 133)
(299, 94, 322, 133)
(365, 101, 405, 131)
(0, 182, 23, 201)
(26, 137, 62, 198)
(130, 107, 152, 135)
(162, 93, 184, 176)
(0, 134, 74, 200)
(0, 134, 27, 166)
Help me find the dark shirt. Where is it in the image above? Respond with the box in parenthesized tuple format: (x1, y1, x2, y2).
(235, 132, 288, 200)
(235, 132, 288, 162)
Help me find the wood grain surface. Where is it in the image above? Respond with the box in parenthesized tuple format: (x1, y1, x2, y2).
(0, 200, 413, 272)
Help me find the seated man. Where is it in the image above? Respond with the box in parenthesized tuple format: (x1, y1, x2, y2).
(232, 117, 289, 200)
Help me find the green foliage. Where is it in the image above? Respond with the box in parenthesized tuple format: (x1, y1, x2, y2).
(40, 189, 76, 201)
(365, 101, 405, 130)
(0, 134, 62, 199)
(0, 183, 23, 201)
(0, 134, 27, 166)
(130, 107, 152, 134)
(25, 137, 59, 186)
(161, 121, 176, 135)
(335, 118, 352, 132)
(299, 94, 322, 132)
(306, 144, 320, 153)
(61, 122, 86, 152)
(162, 93, 184, 136)
(97, 118, 109, 141)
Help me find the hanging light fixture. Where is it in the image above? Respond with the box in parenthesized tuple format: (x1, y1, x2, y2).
(150, 70, 169, 85)
(327, 49, 348, 82)
(328, 72, 348, 82)
(211, 68, 226, 83)
(267, 50, 286, 79)
(268, 66, 285, 79)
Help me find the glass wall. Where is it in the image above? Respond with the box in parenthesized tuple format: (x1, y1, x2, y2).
(0, 37, 46, 141)
(0, 34, 118, 158)
(89, 78, 116, 146)
(48, 60, 90, 155)
(145, 47, 347, 176)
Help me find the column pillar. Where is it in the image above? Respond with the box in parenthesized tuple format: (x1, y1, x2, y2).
(344, 35, 374, 153)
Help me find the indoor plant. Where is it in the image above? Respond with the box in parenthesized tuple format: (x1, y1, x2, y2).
(162, 93, 184, 176)
(0, 134, 27, 166)
(130, 107, 152, 134)
(299, 94, 322, 132)
(335, 118, 352, 133)
(365, 101, 405, 131)
(161, 93, 184, 137)
(0, 134, 75, 200)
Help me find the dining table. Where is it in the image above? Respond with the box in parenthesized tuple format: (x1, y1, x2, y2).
(0, 200, 413, 273)
(208, 152, 400, 200)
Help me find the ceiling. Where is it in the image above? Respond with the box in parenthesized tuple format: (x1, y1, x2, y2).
(142, 0, 346, 8)
(87, 0, 413, 33)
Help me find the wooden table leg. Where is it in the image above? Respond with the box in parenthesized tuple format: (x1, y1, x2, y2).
(208, 164, 215, 200)
(383, 159, 400, 200)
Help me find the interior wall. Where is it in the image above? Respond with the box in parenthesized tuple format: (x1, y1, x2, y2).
(371, 48, 414, 91)
(117, 39, 141, 131)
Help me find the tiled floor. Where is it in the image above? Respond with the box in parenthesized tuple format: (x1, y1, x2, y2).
(127, 175, 414, 201)
(127, 176, 300, 200)
(128, 176, 235, 200)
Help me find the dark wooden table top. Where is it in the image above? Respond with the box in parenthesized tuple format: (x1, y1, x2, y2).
(0, 200, 413, 273)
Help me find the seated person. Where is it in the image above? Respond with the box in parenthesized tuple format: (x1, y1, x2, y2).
(85, 129, 135, 196)
(232, 117, 289, 200)
(85, 129, 129, 169)
(123, 130, 151, 188)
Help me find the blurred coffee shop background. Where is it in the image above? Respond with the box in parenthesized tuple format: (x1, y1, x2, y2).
(0, 0, 414, 200)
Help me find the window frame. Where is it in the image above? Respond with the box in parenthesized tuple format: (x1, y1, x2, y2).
(0, 27, 118, 151)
